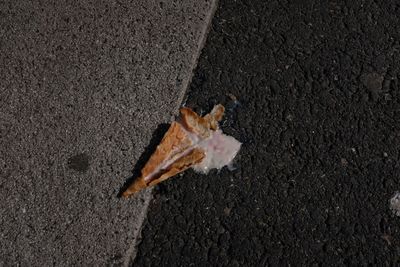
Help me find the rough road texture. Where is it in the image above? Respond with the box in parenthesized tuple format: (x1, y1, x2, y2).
(135, 0, 400, 265)
(0, 0, 216, 265)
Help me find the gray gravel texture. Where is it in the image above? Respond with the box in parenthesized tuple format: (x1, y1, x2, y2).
(0, 0, 216, 265)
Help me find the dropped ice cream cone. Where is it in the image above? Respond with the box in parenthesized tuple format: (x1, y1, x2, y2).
(122, 104, 241, 198)
(122, 121, 205, 197)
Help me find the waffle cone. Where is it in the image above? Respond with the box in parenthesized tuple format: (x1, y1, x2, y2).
(122, 105, 225, 198)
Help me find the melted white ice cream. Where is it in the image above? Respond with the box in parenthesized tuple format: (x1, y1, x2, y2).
(193, 130, 241, 173)
(143, 122, 241, 183)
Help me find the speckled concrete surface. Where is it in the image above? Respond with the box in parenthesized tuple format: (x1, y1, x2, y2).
(0, 0, 216, 265)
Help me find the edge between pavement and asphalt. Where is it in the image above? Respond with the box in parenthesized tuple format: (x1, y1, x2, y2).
(123, 1, 218, 266)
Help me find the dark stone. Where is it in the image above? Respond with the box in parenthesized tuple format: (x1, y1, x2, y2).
(361, 72, 384, 92)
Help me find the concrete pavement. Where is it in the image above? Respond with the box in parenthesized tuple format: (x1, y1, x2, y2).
(0, 0, 216, 265)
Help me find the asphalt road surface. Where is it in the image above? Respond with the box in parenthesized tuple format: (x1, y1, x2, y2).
(134, 0, 400, 266)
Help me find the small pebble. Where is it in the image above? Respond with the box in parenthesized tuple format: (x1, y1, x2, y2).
(389, 192, 400, 216)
